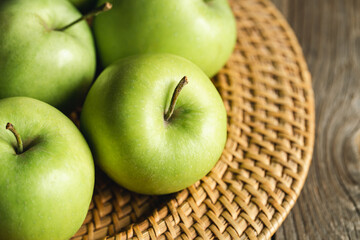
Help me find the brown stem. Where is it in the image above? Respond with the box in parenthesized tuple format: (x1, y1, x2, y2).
(164, 76, 188, 121)
(57, 2, 112, 31)
(6, 123, 23, 154)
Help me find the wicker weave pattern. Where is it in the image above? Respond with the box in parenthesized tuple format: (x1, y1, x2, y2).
(71, 0, 315, 239)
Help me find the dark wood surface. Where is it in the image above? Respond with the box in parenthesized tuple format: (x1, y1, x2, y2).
(269, 0, 360, 239)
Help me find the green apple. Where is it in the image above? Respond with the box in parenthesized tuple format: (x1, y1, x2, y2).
(0, 97, 95, 240)
(93, 0, 237, 77)
(0, 0, 96, 112)
(80, 54, 227, 195)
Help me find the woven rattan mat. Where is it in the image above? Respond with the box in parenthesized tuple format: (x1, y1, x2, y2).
(71, 0, 315, 239)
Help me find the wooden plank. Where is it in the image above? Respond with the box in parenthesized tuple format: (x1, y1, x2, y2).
(270, 0, 360, 239)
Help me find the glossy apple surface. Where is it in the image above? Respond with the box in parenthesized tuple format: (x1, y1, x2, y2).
(80, 54, 227, 195)
(0, 0, 96, 112)
(93, 0, 236, 77)
(0, 97, 95, 240)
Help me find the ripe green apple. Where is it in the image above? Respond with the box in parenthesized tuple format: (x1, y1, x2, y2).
(93, 0, 237, 77)
(80, 54, 227, 195)
(0, 97, 95, 240)
(0, 0, 96, 112)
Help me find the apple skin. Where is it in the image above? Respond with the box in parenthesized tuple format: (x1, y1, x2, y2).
(0, 0, 96, 112)
(80, 54, 227, 195)
(0, 97, 95, 240)
(93, 0, 237, 77)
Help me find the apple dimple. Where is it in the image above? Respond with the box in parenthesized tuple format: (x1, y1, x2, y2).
(164, 108, 183, 123)
(21, 137, 43, 154)
(35, 15, 52, 32)
(6, 123, 45, 156)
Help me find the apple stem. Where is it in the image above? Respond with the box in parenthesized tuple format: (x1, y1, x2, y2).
(56, 2, 113, 31)
(164, 76, 188, 121)
(6, 123, 23, 154)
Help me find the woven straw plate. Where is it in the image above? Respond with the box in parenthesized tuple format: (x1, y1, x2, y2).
(71, 0, 315, 239)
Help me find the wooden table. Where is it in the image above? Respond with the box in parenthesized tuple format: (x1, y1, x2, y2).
(269, 0, 360, 239)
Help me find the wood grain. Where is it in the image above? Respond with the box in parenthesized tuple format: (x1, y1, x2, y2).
(270, 0, 360, 239)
